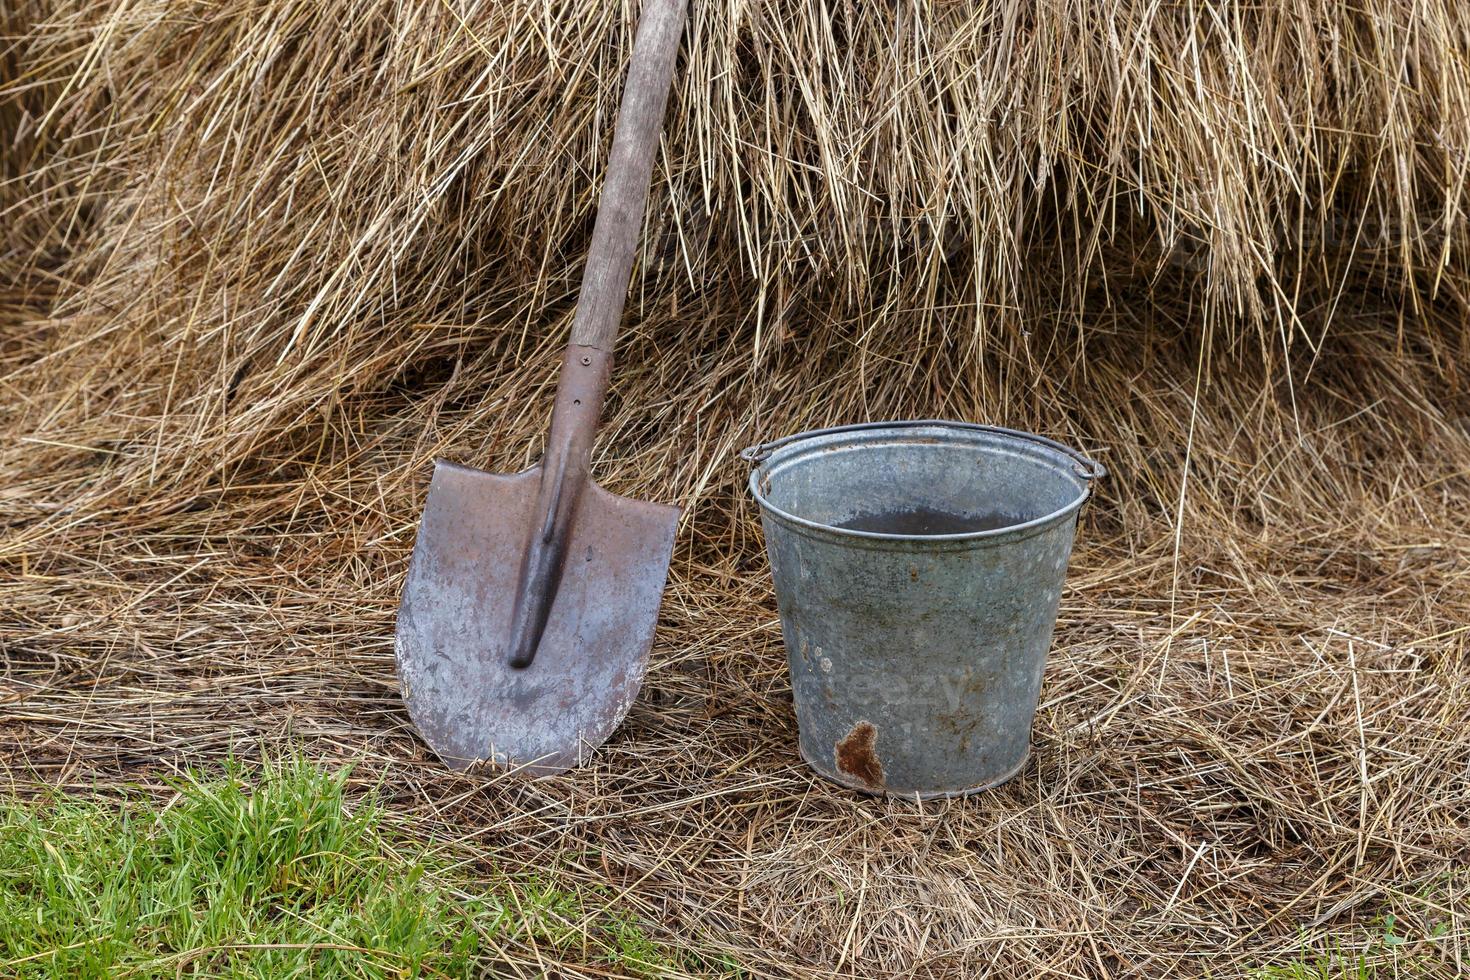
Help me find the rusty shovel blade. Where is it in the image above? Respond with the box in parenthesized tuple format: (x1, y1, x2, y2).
(395, 460, 678, 775)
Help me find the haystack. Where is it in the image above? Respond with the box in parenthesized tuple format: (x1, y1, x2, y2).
(3, 0, 1468, 975)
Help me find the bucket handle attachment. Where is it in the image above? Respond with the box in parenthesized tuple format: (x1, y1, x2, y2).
(740, 420, 1107, 481)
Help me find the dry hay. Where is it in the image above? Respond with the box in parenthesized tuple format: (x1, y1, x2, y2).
(3, 0, 1470, 976)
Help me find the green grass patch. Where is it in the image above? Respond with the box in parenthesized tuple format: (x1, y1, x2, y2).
(1250, 894, 1459, 979)
(0, 759, 699, 978)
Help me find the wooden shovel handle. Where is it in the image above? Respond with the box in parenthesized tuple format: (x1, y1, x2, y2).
(568, 0, 688, 353)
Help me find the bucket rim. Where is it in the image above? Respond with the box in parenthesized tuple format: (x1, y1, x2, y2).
(743, 419, 1104, 545)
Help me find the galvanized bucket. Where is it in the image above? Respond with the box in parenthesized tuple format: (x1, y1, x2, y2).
(743, 420, 1105, 799)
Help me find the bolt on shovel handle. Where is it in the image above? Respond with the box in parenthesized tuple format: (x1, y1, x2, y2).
(506, 0, 689, 671)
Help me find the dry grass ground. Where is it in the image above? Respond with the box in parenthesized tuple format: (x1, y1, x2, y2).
(4, 0, 1470, 976)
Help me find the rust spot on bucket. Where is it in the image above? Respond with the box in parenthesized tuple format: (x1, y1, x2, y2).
(835, 721, 884, 788)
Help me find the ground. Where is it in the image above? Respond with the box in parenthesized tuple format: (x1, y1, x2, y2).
(3, 278, 1468, 975)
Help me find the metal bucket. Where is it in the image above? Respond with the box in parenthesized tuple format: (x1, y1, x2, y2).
(743, 421, 1104, 799)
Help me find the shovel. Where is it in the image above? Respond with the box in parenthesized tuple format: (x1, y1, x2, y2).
(395, 0, 688, 775)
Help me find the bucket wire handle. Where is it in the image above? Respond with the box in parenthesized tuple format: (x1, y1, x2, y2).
(741, 421, 1106, 480)
(738, 441, 776, 464)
